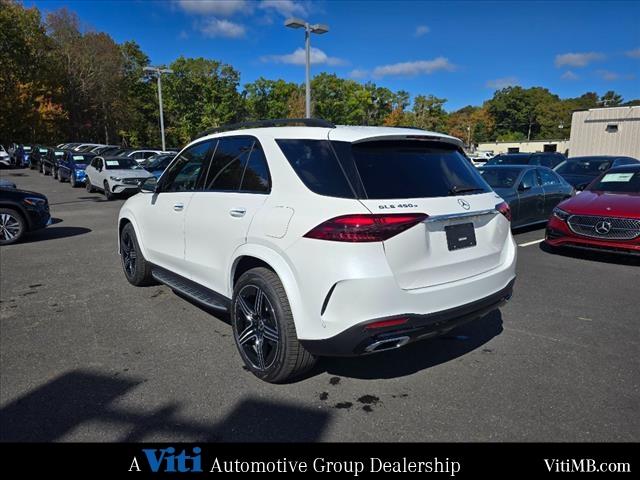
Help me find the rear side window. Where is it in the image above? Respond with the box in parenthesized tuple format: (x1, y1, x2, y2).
(240, 143, 270, 193)
(345, 141, 490, 199)
(538, 168, 561, 186)
(276, 139, 355, 198)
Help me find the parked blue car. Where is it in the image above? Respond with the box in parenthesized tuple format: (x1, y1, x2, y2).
(57, 151, 96, 187)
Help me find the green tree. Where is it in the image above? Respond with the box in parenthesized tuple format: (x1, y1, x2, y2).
(244, 78, 302, 120)
(162, 56, 243, 145)
(410, 95, 448, 131)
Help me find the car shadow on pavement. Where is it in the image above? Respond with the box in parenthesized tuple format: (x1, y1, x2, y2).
(317, 310, 503, 381)
(49, 197, 111, 206)
(539, 241, 640, 266)
(0, 369, 330, 442)
(511, 223, 546, 235)
(19, 226, 92, 243)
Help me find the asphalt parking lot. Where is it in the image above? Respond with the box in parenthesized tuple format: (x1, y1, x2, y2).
(1, 168, 638, 442)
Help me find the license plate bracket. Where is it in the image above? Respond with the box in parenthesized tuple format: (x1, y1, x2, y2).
(445, 222, 476, 251)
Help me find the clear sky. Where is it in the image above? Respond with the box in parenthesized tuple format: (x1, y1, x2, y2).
(26, 0, 640, 111)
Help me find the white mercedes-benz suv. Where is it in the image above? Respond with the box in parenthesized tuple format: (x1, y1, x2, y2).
(85, 156, 153, 200)
(118, 119, 516, 383)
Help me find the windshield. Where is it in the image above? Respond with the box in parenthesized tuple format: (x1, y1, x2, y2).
(23, 146, 32, 151)
(486, 154, 531, 166)
(39, 148, 48, 153)
(478, 168, 521, 188)
(555, 158, 611, 176)
(54, 151, 64, 157)
(104, 158, 141, 169)
(587, 170, 640, 193)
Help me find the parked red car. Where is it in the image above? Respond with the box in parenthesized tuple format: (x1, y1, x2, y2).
(546, 164, 640, 255)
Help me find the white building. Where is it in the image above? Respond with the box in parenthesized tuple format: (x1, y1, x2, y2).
(476, 139, 570, 155)
(568, 106, 640, 158)
(477, 106, 640, 158)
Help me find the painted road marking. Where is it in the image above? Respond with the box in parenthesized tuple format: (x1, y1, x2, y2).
(518, 239, 545, 247)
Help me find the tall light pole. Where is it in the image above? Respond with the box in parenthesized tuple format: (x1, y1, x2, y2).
(284, 18, 329, 118)
(143, 66, 173, 151)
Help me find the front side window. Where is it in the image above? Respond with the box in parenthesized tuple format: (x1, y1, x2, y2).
(162, 140, 212, 192)
(204, 137, 254, 191)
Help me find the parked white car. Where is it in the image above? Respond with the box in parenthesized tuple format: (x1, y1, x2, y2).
(0, 145, 11, 167)
(118, 120, 517, 383)
(85, 156, 153, 200)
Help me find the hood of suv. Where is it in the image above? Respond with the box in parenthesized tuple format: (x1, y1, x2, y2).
(107, 169, 152, 179)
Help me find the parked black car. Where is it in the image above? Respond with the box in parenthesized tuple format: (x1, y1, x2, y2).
(0, 186, 50, 245)
(29, 145, 49, 170)
(478, 165, 574, 228)
(553, 155, 640, 191)
(485, 151, 566, 169)
(41, 147, 66, 177)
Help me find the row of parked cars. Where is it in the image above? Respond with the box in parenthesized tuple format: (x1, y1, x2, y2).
(2, 121, 639, 383)
(2, 142, 178, 199)
(471, 151, 639, 255)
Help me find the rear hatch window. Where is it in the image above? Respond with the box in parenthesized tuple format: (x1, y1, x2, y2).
(276, 139, 490, 199)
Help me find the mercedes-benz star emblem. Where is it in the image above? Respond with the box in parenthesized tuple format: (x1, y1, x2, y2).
(595, 220, 612, 235)
(458, 199, 470, 210)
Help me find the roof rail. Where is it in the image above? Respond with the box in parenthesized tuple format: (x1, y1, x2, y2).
(196, 118, 335, 139)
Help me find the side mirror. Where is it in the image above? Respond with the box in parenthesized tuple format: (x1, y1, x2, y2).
(140, 176, 158, 193)
(518, 184, 531, 192)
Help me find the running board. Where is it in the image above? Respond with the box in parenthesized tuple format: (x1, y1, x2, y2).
(151, 266, 230, 312)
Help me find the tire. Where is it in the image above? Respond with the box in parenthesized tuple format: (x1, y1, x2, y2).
(57, 169, 64, 182)
(120, 223, 154, 286)
(86, 178, 96, 193)
(0, 208, 26, 245)
(53, 168, 59, 180)
(70, 174, 77, 187)
(103, 181, 114, 200)
(232, 267, 316, 383)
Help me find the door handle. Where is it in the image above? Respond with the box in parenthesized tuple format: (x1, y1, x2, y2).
(173, 203, 184, 211)
(229, 208, 247, 218)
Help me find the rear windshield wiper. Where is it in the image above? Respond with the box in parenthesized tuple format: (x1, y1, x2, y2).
(448, 185, 485, 195)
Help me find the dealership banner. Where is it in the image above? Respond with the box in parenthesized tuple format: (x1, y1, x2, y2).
(0, 443, 634, 476)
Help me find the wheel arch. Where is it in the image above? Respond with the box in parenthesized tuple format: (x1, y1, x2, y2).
(0, 202, 32, 230)
(229, 245, 308, 334)
(117, 214, 149, 259)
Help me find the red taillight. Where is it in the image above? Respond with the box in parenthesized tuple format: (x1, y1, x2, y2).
(304, 213, 428, 242)
(364, 317, 409, 330)
(496, 202, 511, 222)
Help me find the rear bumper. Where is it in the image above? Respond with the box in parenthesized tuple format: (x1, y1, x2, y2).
(300, 279, 514, 356)
(546, 217, 640, 254)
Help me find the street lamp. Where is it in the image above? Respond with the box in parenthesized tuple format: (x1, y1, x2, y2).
(143, 66, 173, 151)
(284, 17, 329, 118)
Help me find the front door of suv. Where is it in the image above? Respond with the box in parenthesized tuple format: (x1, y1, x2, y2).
(185, 136, 271, 295)
(135, 140, 213, 275)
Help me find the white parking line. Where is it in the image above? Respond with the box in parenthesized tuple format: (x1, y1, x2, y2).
(518, 238, 545, 247)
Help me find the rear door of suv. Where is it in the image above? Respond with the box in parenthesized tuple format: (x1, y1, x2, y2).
(184, 136, 271, 294)
(326, 135, 512, 289)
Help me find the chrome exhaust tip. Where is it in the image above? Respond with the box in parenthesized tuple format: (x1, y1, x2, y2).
(364, 336, 411, 354)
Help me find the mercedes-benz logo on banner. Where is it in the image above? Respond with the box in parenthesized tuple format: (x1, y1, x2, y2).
(595, 220, 612, 235)
(458, 199, 470, 210)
